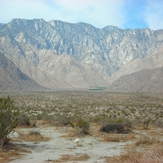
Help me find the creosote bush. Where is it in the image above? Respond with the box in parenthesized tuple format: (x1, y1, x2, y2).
(69, 119, 90, 135)
(100, 123, 126, 134)
(17, 112, 30, 126)
(0, 96, 19, 144)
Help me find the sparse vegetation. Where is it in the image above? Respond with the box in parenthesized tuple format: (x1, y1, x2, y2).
(50, 153, 90, 162)
(135, 135, 159, 146)
(106, 147, 163, 163)
(143, 117, 151, 129)
(67, 119, 90, 135)
(0, 96, 19, 145)
(0, 91, 163, 162)
(7, 91, 163, 128)
(19, 131, 49, 142)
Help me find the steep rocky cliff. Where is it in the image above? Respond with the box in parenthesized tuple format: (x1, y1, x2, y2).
(0, 19, 163, 90)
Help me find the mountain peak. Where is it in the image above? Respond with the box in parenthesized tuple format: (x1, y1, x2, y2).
(102, 25, 119, 31)
(0, 18, 163, 91)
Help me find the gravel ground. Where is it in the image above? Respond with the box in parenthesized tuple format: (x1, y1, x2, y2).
(9, 125, 132, 163)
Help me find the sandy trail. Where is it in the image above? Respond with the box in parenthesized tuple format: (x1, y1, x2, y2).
(9, 125, 131, 163)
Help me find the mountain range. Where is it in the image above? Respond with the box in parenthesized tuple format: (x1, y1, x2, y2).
(0, 19, 163, 92)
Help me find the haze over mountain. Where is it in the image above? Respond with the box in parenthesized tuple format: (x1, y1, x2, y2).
(0, 52, 44, 91)
(111, 48, 163, 82)
(109, 67, 163, 93)
(0, 19, 163, 92)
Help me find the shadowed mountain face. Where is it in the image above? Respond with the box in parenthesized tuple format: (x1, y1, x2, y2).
(0, 19, 163, 91)
(109, 67, 163, 93)
(0, 52, 45, 91)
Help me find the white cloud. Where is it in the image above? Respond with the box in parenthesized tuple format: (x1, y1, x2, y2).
(144, 0, 163, 30)
(52, 0, 126, 28)
(0, 0, 127, 28)
(1, 0, 163, 30)
(0, 0, 61, 22)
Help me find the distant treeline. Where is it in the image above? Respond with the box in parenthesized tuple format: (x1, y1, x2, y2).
(89, 86, 107, 91)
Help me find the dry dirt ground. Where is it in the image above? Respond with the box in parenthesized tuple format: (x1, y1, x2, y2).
(1, 122, 163, 163)
(0, 123, 134, 163)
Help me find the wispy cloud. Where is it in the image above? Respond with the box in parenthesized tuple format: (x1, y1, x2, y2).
(0, 0, 52, 21)
(52, 0, 127, 28)
(0, 0, 126, 28)
(143, 0, 163, 30)
(0, 0, 163, 29)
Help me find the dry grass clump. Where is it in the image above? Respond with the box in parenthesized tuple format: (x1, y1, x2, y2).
(106, 148, 143, 163)
(61, 127, 82, 138)
(0, 143, 29, 163)
(102, 134, 120, 142)
(19, 131, 50, 142)
(0, 150, 20, 163)
(106, 146, 163, 163)
(102, 133, 135, 142)
(140, 147, 163, 163)
(135, 135, 159, 146)
(36, 120, 49, 126)
(47, 153, 90, 162)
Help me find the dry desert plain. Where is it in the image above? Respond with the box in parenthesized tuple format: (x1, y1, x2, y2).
(0, 90, 163, 163)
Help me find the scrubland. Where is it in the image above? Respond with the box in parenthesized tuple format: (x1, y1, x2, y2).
(1, 90, 163, 162)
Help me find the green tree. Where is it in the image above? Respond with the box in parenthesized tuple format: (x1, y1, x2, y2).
(0, 96, 19, 144)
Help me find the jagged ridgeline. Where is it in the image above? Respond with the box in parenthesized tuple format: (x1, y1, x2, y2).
(0, 19, 163, 91)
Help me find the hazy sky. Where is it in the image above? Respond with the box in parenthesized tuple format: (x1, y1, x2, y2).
(0, 0, 163, 30)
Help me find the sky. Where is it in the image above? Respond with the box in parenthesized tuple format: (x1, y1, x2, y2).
(0, 0, 163, 30)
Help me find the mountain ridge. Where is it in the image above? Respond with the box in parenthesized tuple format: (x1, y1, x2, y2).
(108, 66, 163, 93)
(0, 52, 45, 91)
(0, 19, 163, 91)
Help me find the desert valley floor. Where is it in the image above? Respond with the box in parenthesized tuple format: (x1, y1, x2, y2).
(0, 91, 163, 162)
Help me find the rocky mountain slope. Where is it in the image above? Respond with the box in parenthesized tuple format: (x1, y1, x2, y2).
(0, 19, 163, 90)
(108, 67, 163, 93)
(0, 52, 44, 91)
(111, 47, 163, 82)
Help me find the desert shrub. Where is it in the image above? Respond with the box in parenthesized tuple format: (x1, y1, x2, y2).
(92, 115, 103, 123)
(29, 119, 37, 127)
(0, 96, 19, 144)
(34, 112, 53, 123)
(79, 119, 90, 135)
(18, 112, 37, 127)
(116, 118, 123, 123)
(154, 119, 163, 128)
(17, 112, 30, 126)
(69, 119, 90, 135)
(123, 119, 132, 128)
(100, 123, 126, 134)
(36, 113, 44, 120)
(93, 114, 108, 123)
(58, 116, 76, 126)
(143, 117, 151, 129)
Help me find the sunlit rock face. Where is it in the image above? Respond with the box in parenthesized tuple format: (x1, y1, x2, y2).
(0, 18, 163, 90)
